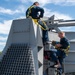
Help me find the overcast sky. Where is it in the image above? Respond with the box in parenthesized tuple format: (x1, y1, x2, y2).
(0, 0, 75, 51)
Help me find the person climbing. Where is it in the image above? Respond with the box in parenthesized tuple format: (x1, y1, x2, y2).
(50, 32, 70, 74)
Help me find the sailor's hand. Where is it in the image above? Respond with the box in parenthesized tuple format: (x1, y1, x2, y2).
(55, 44, 61, 47)
(52, 40, 56, 46)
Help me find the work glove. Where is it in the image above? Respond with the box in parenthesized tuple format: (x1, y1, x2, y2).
(52, 40, 56, 46)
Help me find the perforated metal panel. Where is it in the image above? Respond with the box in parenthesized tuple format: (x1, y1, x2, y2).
(0, 44, 35, 75)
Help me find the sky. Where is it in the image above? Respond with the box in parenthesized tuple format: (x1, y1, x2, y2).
(0, 0, 75, 51)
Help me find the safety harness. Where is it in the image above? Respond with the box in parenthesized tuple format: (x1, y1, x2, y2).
(26, 5, 35, 18)
(26, 5, 48, 30)
(32, 19, 48, 30)
(61, 46, 70, 56)
(55, 45, 70, 56)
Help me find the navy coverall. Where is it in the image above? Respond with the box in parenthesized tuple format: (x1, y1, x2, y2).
(50, 37, 70, 74)
(26, 5, 49, 43)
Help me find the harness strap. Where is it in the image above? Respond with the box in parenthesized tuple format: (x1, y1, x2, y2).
(62, 46, 70, 56)
(32, 19, 48, 30)
(27, 5, 34, 18)
(27, 5, 48, 30)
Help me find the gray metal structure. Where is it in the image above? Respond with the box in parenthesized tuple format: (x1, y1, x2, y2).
(0, 16, 75, 75)
(0, 18, 43, 75)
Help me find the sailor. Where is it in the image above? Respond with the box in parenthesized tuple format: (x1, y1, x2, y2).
(26, 2, 49, 44)
(50, 32, 70, 74)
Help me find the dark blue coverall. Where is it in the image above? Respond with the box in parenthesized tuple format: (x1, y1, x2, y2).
(26, 5, 49, 44)
(50, 37, 70, 74)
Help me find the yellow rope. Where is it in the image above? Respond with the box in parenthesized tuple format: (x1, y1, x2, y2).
(32, 19, 48, 30)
